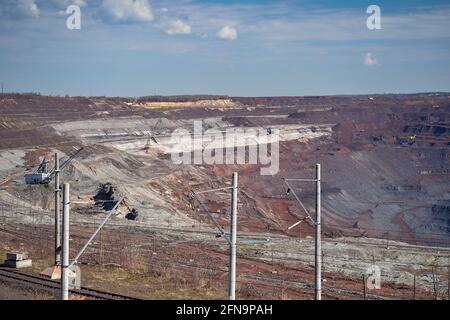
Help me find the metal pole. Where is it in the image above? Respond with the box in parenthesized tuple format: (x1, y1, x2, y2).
(271, 248, 274, 273)
(363, 274, 366, 300)
(61, 183, 70, 301)
(228, 172, 238, 300)
(432, 266, 437, 300)
(315, 164, 322, 300)
(447, 266, 450, 301)
(54, 152, 61, 265)
(413, 274, 416, 300)
(69, 198, 123, 269)
(100, 228, 103, 267)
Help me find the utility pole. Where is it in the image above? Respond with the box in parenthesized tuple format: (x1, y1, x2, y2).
(228, 172, 238, 301)
(61, 183, 70, 301)
(188, 173, 238, 301)
(285, 163, 322, 300)
(100, 228, 103, 267)
(362, 274, 367, 300)
(54, 153, 61, 266)
(447, 267, 449, 300)
(315, 164, 321, 300)
(432, 266, 437, 300)
(271, 248, 274, 273)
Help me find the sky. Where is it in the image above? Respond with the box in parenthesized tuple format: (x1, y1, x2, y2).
(0, 0, 450, 97)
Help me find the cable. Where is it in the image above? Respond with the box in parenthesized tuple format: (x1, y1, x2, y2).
(189, 192, 228, 238)
(1, 221, 446, 300)
(2, 220, 448, 270)
(284, 179, 315, 224)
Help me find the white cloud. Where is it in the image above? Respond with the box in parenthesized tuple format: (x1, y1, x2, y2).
(73, 0, 87, 6)
(166, 20, 192, 35)
(218, 26, 238, 40)
(48, 0, 87, 7)
(0, 0, 40, 18)
(20, 0, 40, 17)
(101, 0, 153, 23)
(364, 52, 378, 66)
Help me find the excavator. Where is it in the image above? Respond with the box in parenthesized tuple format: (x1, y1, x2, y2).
(25, 147, 83, 185)
(94, 183, 138, 220)
(142, 119, 163, 153)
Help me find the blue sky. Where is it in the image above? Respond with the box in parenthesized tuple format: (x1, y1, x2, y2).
(0, 0, 450, 97)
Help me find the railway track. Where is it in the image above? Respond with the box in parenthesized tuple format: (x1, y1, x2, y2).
(0, 267, 140, 300)
(241, 274, 389, 300)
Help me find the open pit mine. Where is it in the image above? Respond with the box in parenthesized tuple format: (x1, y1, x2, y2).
(0, 93, 449, 300)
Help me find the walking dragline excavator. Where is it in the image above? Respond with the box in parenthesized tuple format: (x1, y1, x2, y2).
(24, 147, 83, 185)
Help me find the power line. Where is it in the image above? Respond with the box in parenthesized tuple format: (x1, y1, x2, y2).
(1, 220, 447, 301)
(2, 204, 450, 245)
